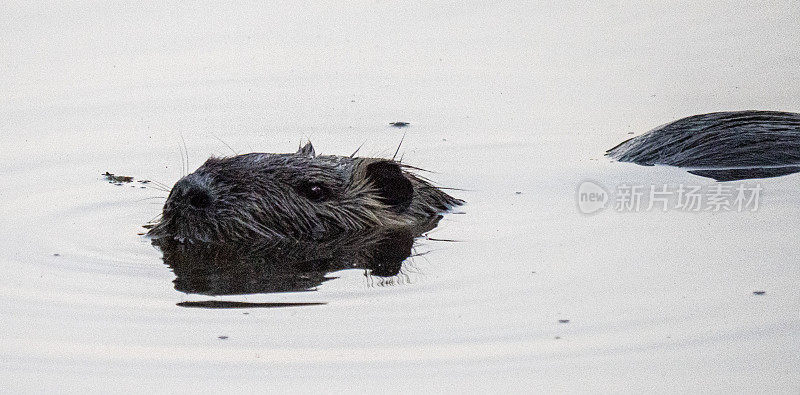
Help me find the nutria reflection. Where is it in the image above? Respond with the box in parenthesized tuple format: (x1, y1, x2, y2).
(153, 217, 443, 298)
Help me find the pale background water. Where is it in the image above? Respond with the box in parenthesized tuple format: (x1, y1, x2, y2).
(2, 1, 799, 393)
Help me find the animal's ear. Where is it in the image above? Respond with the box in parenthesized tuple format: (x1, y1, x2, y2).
(297, 142, 315, 157)
(365, 160, 413, 211)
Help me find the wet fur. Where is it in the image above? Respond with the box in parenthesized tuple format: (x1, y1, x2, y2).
(607, 110, 800, 180)
(148, 143, 463, 242)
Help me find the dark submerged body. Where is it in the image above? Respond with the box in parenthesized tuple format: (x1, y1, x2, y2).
(607, 111, 800, 181)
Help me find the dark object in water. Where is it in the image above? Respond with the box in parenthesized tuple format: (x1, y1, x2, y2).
(753, 291, 766, 295)
(154, 218, 440, 298)
(389, 121, 410, 127)
(147, 142, 462, 243)
(103, 171, 134, 183)
(607, 111, 800, 181)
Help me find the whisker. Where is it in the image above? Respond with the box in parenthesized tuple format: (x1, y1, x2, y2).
(424, 236, 461, 242)
(416, 186, 471, 192)
(398, 164, 436, 173)
(146, 212, 163, 224)
(177, 141, 186, 178)
(392, 132, 406, 161)
(139, 184, 170, 192)
(148, 179, 173, 190)
(350, 141, 366, 158)
(134, 196, 167, 202)
(180, 132, 189, 176)
(134, 181, 170, 192)
(209, 132, 238, 156)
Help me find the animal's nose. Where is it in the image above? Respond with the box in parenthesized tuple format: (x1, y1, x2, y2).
(170, 175, 213, 210)
(187, 187, 212, 209)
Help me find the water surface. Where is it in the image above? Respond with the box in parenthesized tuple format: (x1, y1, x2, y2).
(2, 2, 799, 392)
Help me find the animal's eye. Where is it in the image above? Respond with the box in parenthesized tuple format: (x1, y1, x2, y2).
(299, 182, 329, 202)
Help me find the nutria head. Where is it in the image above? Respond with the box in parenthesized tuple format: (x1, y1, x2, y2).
(147, 143, 462, 242)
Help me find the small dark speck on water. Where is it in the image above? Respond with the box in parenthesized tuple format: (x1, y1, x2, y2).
(554, 336, 561, 340)
(753, 291, 766, 295)
(558, 319, 570, 324)
(218, 336, 228, 340)
(103, 172, 133, 183)
(243, 312, 249, 315)
(53, 253, 60, 257)
(515, 191, 522, 195)
(627, 132, 635, 135)
(389, 121, 409, 127)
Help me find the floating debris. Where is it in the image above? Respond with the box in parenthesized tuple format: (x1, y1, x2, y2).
(753, 291, 766, 295)
(103, 172, 134, 183)
(558, 319, 570, 324)
(389, 121, 410, 128)
(218, 336, 228, 340)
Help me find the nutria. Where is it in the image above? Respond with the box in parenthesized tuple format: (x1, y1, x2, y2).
(607, 110, 800, 181)
(155, 217, 442, 296)
(147, 142, 463, 242)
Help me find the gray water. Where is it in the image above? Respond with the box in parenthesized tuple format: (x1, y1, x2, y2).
(2, 2, 799, 392)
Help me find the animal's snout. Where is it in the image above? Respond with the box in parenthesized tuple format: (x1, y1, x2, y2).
(187, 187, 212, 209)
(169, 175, 214, 210)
